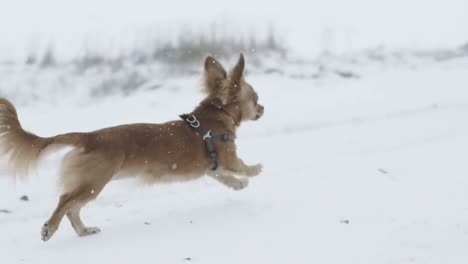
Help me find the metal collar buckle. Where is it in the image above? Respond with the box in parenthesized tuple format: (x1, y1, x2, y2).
(186, 114, 200, 128)
(203, 130, 212, 141)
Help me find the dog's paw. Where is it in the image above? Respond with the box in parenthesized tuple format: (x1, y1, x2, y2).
(232, 178, 249, 190)
(41, 222, 52, 241)
(78, 227, 101, 237)
(246, 164, 263, 177)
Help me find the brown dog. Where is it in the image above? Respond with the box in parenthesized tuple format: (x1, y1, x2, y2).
(0, 54, 264, 241)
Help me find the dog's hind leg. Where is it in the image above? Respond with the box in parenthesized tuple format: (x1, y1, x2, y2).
(41, 150, 123, 241)
(41, 189, 85, 241)
(41, 182, 109, 241)
(67, 207, 101, 237)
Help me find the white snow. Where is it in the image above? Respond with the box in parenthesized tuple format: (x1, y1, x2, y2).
(1, 57, 468, 263)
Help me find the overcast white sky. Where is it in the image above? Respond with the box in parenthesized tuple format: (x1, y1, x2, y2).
(0, 0, 467, 60)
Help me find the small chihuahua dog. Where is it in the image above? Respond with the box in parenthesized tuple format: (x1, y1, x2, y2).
(0, 54, 264, 241)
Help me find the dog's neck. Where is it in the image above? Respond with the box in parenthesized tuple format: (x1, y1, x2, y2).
(190, 97, 241, 133)
(213, 103, 241, 127)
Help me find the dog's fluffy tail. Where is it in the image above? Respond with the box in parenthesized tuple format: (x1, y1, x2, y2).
(0, 98, 85, 177)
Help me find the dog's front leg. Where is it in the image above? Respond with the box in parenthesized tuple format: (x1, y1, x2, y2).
(207, 171, 249, 190)
(226, 158, 263, 177)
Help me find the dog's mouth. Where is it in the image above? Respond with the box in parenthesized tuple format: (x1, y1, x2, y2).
(254, 104, 264, 120)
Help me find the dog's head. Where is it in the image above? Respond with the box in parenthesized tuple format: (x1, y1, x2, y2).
(202, 54, 264, 124)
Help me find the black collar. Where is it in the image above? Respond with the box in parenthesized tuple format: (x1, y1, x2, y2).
(181, 114, 235, 170)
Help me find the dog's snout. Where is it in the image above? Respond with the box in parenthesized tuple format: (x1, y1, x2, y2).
(255, 104, 264, 120)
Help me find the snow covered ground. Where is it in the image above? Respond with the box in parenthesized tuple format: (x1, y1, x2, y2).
(1, 56, 468, 263)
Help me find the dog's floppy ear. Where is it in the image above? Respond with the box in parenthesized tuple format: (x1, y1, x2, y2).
(203, 56, 227, 95)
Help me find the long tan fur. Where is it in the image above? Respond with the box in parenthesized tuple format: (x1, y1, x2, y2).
(0, 98, 84, 176)
(0, 54, 264, 241)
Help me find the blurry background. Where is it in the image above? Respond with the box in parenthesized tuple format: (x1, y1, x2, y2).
(0, 0, 467, 104)
(1, 0, 467, 58)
